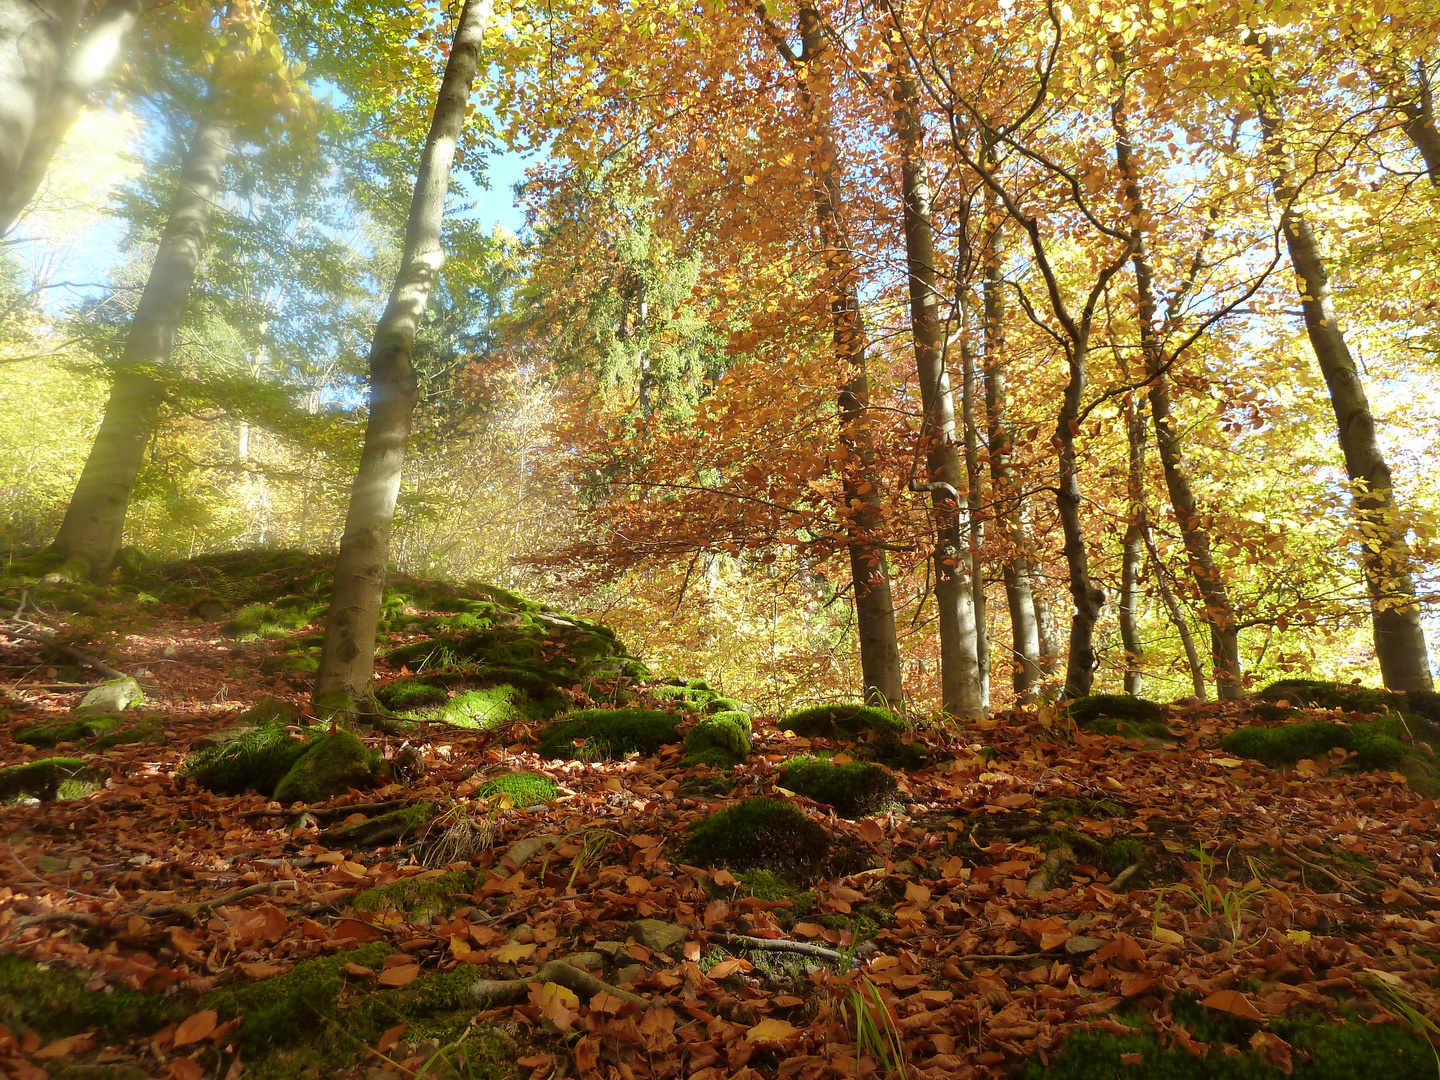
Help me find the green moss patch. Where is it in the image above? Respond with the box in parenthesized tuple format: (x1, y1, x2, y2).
(684, 712, 752, 768)
(376, 677, 450, 712)
(1220, 715, 1434, 778)
(325, 801, 437, 847)
(1068, 694, 1172, 738)
(272, 729, 383, 804)
(352, 871, 478, 921)
(432, 685, 539, 729)
(781, 704, 905, 739)
(535, 708, 681, 761)
(0, 757, 100, 801)
(0, 955, 185, 1041)
(183, 724, 312, 796)
(778, 756, 898, 817)
(682, 797, 830, 882)
(15, 713, 158, 749)
(477, 771, 558, 805)
(224, 601, 320, 641)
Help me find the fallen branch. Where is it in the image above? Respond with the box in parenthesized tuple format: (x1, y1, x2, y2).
(239, 797, 414, 822)
(11, 910, 107, 931)
(2, 623, 129, 681)
(1281, 845, 1345, 888)
(716, 933, 869, 969)
(950, 952, 1045, 963)
(469, 960, 647, 1009)
(5, 681, 107, 691)
(1109, 861, 1143, 892)
(141, 880, 298, 921)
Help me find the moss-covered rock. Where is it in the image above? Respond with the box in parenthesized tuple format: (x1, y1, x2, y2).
(477, 771, 558, 805)
(352, 871, 479, 921)
(183, 724, 311, 796)
(432, 685, 539, 729)
(1221, 718, 1411, 770)
(375, 677, 450, 712)
(535, 708, 681, 761)
(224, 600, 320, 641)
(1259, 678, 1440, 724)
(779, 756, 898, 817)
(0, 955, 185, 1041)
(0, 757, 100, 801)
(16, 713, 159, 750)
(684, 712, 752, 768)
(325, 801, 437, 847)
(704, 695, 749, 715)
(781, 703, 905, 739)
(1067, 694, 1171, 738)
(272, 729, 382, 804)
(682, 797, 830, 882)
(235, 698, 301, 726)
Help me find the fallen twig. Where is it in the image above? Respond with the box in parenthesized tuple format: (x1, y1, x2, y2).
(469, 959, 647, 1009)
(716, 932, 862, 968)
(2, 622, 129, 681)
(141, 880, 298, 921)
(1109, 861, 1143, 892)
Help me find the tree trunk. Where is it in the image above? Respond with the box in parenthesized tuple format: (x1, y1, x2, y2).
(1249, 33, 1434, 693)
(51, 82, 232, 578)
(314, 0, 493, 713)
(0, 0, 87, 217)
(1394, 58, 1440, 181)
(0, 0, 139, 235)
(892, 48, 983, 715)
(1118, 391, 1146, 697)
(980, 207, 1044, 697)
(1054, 335, 1104, 697)
(1033, 584, 1061, 676)
(961, 328, 990, 708)
(1145, 529, 1207, 699)
(1111, 57, 1243, 697)
(758, 7, 905, 709)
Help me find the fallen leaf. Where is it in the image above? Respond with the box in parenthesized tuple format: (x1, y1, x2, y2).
(1201, 990, 1265, 1022)
(377, 965, 420, 987)
(708, 957, 752, 979)
(169, 1059, 205, 1080)
(33, 1033, 96, 1059)
(857, 819, 884, 844)
(745, 1018, 798, 1045)
(496, 943, 538, 963)
(173, 1010, 218, 1047)
(1152, 927, 1184, 946)
(1250, 1031, 1293, 1075)
(378, 1023, 407, 1052)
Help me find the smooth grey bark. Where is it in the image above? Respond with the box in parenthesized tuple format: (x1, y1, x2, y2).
(892, 49, 984, 715)
(1249, 33, 1434, 693)
(0, 0, 87, 214)
(0, 0, 139, 235)
(314, 0, 493, 712)
(960, 324, 990, 707)
(1118, 389, 1146, 697)
(51, 85, 232, 578)
(1111, 59, 1242, 698)
(1145, 529, 1207, 699)
(791, 7, 904, 709)
(1391, 57, 1440, 181)
(980, 214, 1043, 697)
(1033, 585, 1061, 676)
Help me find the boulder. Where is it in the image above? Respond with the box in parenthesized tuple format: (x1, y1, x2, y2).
(77, 677, 143, 714)
(629, 918, 686, 956)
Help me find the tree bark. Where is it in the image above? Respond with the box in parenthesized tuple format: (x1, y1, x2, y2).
(980, 219, 1043, 697)
(314, 0, 492, 713)
(756, 7, 905, 709)
(1248, 32, 1434, 693)
(0, 0, 87, 216)
(1392, 57, 1440, 181)
(960, 325, 990, 708)
(0, 0, 139, 235)
(892, 48, 984, 715)
(51, 81, 232, 578)
(1111, 53, 1242, 698)
(1118, 390, 1146, 697)
(1145, 529, 1207, 700)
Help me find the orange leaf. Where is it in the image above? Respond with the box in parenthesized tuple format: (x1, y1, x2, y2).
(708, 957, 752, 979)
(173, 1010, 218, 1047)
(857, 819, 884, 844)
(1200, 990, 1265, 1022)
(169, 1059, 204, 1080)
(33, 1033, 96, 1059)
(1120, 973, 1158, 998)
(496, 942, 537, 963)
(377, 964, 420, 987)
(745, 1018, 798, 1045)
(378, 1023, 407, 1053)
(333, 919, 380, 942)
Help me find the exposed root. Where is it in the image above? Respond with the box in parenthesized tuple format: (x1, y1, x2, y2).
(470, 960, 647, 1009)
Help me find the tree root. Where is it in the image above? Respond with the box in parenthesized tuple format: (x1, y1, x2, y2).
(715, 932, 868, 969)
(141, 880, 298, 922)
(470, 960, 647, 1009)
(1109, 861, 1143, 892)
(2, 622, 129, 681)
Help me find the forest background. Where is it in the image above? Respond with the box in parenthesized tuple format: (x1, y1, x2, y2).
(2, 0, 1438, 717)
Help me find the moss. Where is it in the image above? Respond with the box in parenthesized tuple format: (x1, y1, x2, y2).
(684, 713, 752, 768)
(432, 685, 538, 729)
(704, 696, 748, 715)
(233, 700, 302, 728)
(1221, 719, 1409, 770)
(224, 601, 319, 641)
(781, 704, 905, 739)
(779, 756, 899, 817)
(183, 724, 311, 796)
(0, 954, 185, 1041)
(352, 871, 479, 920)
(272, 729, 382, 804)
(477, 771, 558, 805)
(0, 757, 98, 801)
(736, 869, 817, 917)
(1019, 998, 1436, 1080)
(1068, 694, 1171, 738)
(535, 708, 681, 761)
(16, 714, 122, 746)
(682, 797, 830, 882)
(1252, 703, 1299, 724)
(325, 801, 437, 847)
(1042, 796, 1130, 821)
(1102, 837, 1148, 875)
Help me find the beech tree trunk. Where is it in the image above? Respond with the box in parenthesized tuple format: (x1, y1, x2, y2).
(960, 329, 990, 707)
(892, 49, 984, 715)
(980, 220, 1043, 697)
(314, 0, 492, 712)
(1146, 529, 1207, 699)
(1112, 58, 1243, 698)
(1249, 34, 1434, 693)
(51, 84, 232, 578)
(1118, 390, 1146, 697)
(0, 0, 139, 234)
(1393, 58, 1440, 181)
(0, 0, 87, 216)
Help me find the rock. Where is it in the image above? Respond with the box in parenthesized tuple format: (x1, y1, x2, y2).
(594, 940, 625, 961)
(272, 730, 382, 804)
(77, 677, 143, 713)
(1065, 935, 1105, 957)
(563, 951, 605, 972)
(191, 597, 230, 622)
(612, 963, 644, 986)
(630, 918, 686, 956)
(162, 646, 179, 659)
(194, 722, 262, 750)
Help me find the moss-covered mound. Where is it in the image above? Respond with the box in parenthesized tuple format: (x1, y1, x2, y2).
(0, 954, 185, 1042)
(324, 801, 436, 847)
(477, 770, 558, 805)
(535, 708, 681, 761)
(779, 756, 898, 817)
(272, 729, 383, 804)
(781, 704, 904, 739)
(375, 676, 450, 712)
(1067, 694, 1171, 738)
(352, 871, 479, 920)
(224, 599, 322, 640)
(183, 723, 312, 796)
(0, 756, 101, 801)
(14, 712, 158, 749)
(432, 685, 545, 729)
(1259, 678, 1440, 723)
(682, 797, 830, 882)
(650, 680, 750, 717)
(1221, 716, 1426, 772)
(684, 711, 752, 768)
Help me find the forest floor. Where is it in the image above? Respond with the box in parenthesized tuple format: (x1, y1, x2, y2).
(2, 553, 1440, 1080)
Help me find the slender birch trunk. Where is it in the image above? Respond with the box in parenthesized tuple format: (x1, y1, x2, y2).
(0, 0, 139, 235)
(1248, 32, 1433, 693)
(980, 217, 1044, 696)
(51, 81, 232, 578)
(892, 48, 984, 715)
(314, 0, 492, 713)
(756, 7, 905, 708)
